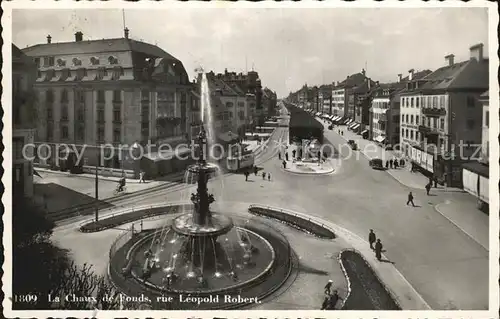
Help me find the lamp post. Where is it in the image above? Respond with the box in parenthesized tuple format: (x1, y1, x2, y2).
(95, 144, 100, 222)
(131, 142, 140, 179)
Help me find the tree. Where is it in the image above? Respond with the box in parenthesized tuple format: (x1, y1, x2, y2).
(12, 198, 122, 310)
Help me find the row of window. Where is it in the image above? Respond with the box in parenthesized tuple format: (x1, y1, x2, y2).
(372, 101, 389, 109)
(36, 55, 120, 68)
(401, 95, 447, 109)
(39, 67, 124, 81)
(45, 89, 122, 103)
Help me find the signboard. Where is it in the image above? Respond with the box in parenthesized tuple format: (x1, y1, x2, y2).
(462, 169, 479, 197)
(426, 153, 434, 173)
(411, 147, 416, 162)
(416, 149, 422, 166)
(479, 176, 489, 203)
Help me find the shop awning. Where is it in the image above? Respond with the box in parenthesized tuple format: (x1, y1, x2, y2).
(348, 122, 357, 128)
(345, 119, 352, 125)
(361, 129, 369, 134)
(352, 124, 360, 130)
(374, 135, 386, 143)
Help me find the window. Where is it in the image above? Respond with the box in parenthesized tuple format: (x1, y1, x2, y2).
(439, 96, 445, 108)
(405, 114, 409, 123)
(97, 109, 105, 123)
(416, 115, 419, 125)
(97, 90, 105, 103)
(47, 106, 53, 120)
(61, 126, 69, 139)
(141, 90, 150, 101)
(77, 108, 85, 122)
(47, 123, 53, 140)
(61, 105, 68, 120)
(113, 106, 121, 123)
(405, 129, 409, 138)
(226, 102, 234, 108)
(410, 130, 414, 140)
(113, 90, 121, 102)
(113, 127, 121, 143)
(410, 98, 414, 107)
(486, 110, 489, 128)
(433, 118, 437, 128)
(427, 117, 431, 127)
(238, 101, 245, 108)
(410, 115, 414, 124)
(427, 96, 431, 108)
(76, 124, 85, 141)
(416, 97, 419, 108)
(466, 119, 475, 130)
(61, 89, 68, 103)
(467, 96, 475, 108)
(440, 118, 445, 129)
(44, 56, 55, 67)
(46, 90, 54, 103)
(432, 96, 438, 108)
(34, 58, 40, 68)
(97, 126, 105, 142)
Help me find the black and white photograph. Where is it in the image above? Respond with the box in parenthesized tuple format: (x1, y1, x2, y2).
(3, 2, 498, 318)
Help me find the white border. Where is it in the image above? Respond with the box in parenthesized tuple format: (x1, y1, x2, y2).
(2, 1, 498, 319)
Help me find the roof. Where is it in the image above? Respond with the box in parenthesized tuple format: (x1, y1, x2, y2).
(462, 161, 489, 178)
(336, 72, 367, 89)
(23, 37, 179, 61)
(12, 44, 35, 66)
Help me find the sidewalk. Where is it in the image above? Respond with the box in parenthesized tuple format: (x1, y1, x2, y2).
(32, 170, 181, 213)
(434, 196, 489, 250)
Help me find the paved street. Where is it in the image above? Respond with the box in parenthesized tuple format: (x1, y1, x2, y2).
(52, 108, 488, 310)
(116, 117, 488, 310)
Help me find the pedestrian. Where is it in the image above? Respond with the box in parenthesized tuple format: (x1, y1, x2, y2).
(324, 279, 333, 295)
(385, 160, 389, 169)
(425, 182, 431, 195)
(327, 290, 342, 310)
(285, 152, 289, 161)
(244, 171, 249, 181)
(278, 152, 281, 160)
(389, 159, 393, 169)
(400, 158, 405, 167)
(394, 160, 399, 169)
(282, 160, 287, 169)
(407, 191, 416, 207)
(375, 239, 383, 261)
(267, 173, 271, 181)
(434, 176, 438, 188)
(292, 149, 296, 158)
(368, 229, 376, 250)
(262, 172, 266, 180)
(321, 294, 330, 310)
(410, 162, 415, 172)
(254, 166, 258, 176)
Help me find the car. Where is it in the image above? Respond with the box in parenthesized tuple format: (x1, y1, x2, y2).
(369, 158, 384, 170)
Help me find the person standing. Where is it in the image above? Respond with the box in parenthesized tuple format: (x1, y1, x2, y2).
(282, 160, 287, 169)
(324, 279, 333, 295)
(292, 149, 296, 158)
(394, 160, 399, 169)
(368, 229, 376, 250)
(278, 152, 281, 160)
(244, 171, 249, 181)
(389, 159, 393, 169)
(267, 173, 271, 181)
(425, 182, 431, 195)
(385, 160, 389, 169)
(254, 166, 258, 176)
(262, 172, 266, 180)
(433, 176, 438, 188)
(375, 239, 383, 261)
(327, 290, 342, 310)
(407, 191, 415, 207)
(321, 294, 330, 310)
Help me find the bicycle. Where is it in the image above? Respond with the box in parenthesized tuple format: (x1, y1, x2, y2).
(113, 186, 127, 195)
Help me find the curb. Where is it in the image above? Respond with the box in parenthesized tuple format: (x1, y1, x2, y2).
(281, 166, 335, 176)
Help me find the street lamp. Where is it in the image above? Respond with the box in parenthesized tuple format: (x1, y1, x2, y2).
(131, 142, 141, 179)
(95, 144, 100, 222)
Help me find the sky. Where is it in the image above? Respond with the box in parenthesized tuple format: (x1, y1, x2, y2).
(12, 7, 489, 98)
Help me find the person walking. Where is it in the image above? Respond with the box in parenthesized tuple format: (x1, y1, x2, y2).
(400, 158, 405, 167)
(394, 160, 399, 169)
(407, 191, 416, 207)
(282, 160, 287, 169)
(433, 176, 438, 188)
(285, 152, 289, 161)
(244, 171, 249, 181)
(324, 279, 333, 295)
(139, 170, 145, 183)
(278, 151, 281, 160)
(368, 229, 376, 250)
(327, 290, 342, 310)
(425, 182, 431, 195)
(254, 166, 258, 176)
(389, 159, 393, 169)
(262, 172, 266, 180)
(321, 294, 330, 310)
(375, 239, 383, 261)
(267, 173, 271, 181)
(292, 149, 296, 158)
(385, 160, 389, 169)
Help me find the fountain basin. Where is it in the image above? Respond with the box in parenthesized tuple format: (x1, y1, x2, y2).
(172, 213, 234, 237)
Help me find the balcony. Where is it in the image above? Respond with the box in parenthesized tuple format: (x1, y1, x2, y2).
(418, 125, 439, 135)
(422, 107, 446, 117)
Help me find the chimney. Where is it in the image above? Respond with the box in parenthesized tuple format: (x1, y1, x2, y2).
(408, 69, 415, 81)
(124, 27, 129, 39)
(398, 74, 402, 82)
(361, 68, 366, 76)
(445, 54, 455, 66)
(75, 31, 83, 42)
(225, 68, 228, 75)
(47, 35, 52, 44)
(469, 43, 484, 62)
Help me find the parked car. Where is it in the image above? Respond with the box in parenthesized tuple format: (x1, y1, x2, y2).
(369, 158, 384, 170)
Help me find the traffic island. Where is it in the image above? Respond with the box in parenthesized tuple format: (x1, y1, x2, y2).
(339, 249, 401, 310)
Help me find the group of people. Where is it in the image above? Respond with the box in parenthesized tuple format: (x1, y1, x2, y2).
(321, 280, 343, 310)
(244, 166, 271, 181)
(425, 176, 439, 195)
(384, 158, 405, 169)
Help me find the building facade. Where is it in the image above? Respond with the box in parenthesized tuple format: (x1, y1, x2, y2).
(23, 30, 193, 177)
(400, 44, 489, 186)
(13, 44, 38, 199)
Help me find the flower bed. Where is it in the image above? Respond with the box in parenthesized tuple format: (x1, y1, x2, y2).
(80, 204, 189, 233)
(248, 206, 335, 239)
(339, 250, 400, 310)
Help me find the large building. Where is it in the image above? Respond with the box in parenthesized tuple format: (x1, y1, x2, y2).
(369, 70, 432, 146)
(318, 84, 333, 114)
(12, 44, 38, 199)
(262, 87, 278, 117)
(23, 30, 194, 178)
(331, 70, 373, 120)
(400, 43, 489, 186)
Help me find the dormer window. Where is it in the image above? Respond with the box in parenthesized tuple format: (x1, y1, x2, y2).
(90, 56, 100, 65)
(108, 56, 119, 65)
(72, 58, 82, 66)
(57, 58, 66, 67)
